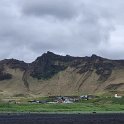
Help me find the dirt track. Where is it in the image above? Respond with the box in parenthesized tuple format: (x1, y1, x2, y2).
(0, 113, 124, 124)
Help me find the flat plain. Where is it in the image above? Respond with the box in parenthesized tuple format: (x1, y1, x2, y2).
(0, 113, 124, 124)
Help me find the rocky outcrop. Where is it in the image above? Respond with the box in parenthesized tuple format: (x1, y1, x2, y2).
(0, 51, 124, 96)
(0, 63, 12, 81)
(0, 72, 12, 81)
(30, 51, 80, 79)
(0, 52, 118, 81)
(0, 59, 28, 70)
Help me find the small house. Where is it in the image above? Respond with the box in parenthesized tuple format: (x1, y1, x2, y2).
(114, 94, 122, 98)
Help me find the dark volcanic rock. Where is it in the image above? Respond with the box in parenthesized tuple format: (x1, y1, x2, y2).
(29, 52, 117, 80)
(1, 59, 28, 70)
(75, 55, 115, 82)
(0, 59, 28, 81)
(29, 52, 110, 80)
(0, 64, 12, 81)
(95, 61, 115, 82)
(30, 51, 77, 79)
(0, 52, 123, 81)
(0, 72, 12, 81)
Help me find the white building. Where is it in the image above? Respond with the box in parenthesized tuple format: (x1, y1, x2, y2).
(114, 94, 122, 98)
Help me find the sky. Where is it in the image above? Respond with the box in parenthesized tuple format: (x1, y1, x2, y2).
(0, 0, 124, 62)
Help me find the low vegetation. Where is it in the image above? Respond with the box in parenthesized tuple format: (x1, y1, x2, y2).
(0, 97, 124, 113)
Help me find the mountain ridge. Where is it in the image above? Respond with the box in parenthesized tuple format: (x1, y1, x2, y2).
(0, 51, 124, 97)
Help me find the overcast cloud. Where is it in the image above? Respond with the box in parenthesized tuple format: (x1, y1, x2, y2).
(0, 0, 124, 62)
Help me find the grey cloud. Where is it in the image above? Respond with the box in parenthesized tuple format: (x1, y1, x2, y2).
(20, 0, 80, 19)
(0, 0, 124, 62)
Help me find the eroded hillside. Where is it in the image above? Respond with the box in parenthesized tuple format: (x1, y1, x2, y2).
(0, 51, 124, 97)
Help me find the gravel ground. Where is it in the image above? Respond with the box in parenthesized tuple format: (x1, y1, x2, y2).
(0, 113, 124, 124)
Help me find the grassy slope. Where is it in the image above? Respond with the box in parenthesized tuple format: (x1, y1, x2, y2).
(0, 68, 27, 97)
(27, 68, 124, 96)
(0, 97, 124, 113)
(1, 66, 124, 97)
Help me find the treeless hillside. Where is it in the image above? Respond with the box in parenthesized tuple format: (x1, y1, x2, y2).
(0, 51, 124, 97)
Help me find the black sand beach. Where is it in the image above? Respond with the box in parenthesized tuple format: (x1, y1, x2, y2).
(0, 113, 124, 124)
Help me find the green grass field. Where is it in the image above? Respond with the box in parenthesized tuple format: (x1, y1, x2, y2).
(0, 97, 124, 113)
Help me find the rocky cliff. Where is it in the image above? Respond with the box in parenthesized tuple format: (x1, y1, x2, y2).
(0, 51, 124, 97)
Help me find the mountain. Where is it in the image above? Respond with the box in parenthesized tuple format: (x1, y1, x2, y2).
(0, 51, 124, 97)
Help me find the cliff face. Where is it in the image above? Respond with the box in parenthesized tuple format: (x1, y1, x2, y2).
(0, 51, 124, 97)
